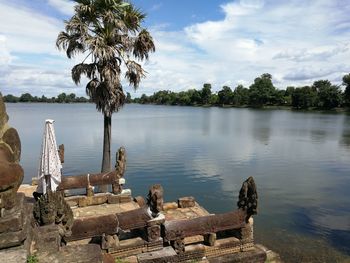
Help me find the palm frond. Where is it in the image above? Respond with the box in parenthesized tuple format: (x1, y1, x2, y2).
(133, 29, 155, 60)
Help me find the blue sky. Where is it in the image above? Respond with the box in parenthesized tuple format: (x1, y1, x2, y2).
(1, 0, 350, 97)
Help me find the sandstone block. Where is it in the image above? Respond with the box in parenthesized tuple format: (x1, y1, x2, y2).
(178, 196, 196, 208)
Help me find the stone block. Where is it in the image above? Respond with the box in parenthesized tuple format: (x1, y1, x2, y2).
(33, 225, 60, 253)
(137, 246, 177, 262)
(0, 193, 25, 233)
(119, 194, 132, 203)
(107, 194, 120, 204)
(37, 244, 104, 263)
(146, 225, 160, 242)
(163, 202, 178, 211)
(78, 197, 88, 207)
(178, 196, 196, 208)
(204, 233, 217, 246)
(0, 247, 27, 263)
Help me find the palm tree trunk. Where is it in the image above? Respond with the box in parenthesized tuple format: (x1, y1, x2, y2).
(100, 114, 111, 192)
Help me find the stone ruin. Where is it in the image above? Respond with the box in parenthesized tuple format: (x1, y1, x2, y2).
(0, 92, 275, 262)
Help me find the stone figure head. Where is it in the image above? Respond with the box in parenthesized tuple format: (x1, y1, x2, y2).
(147, 184, 164, 217)
(0, 93, 23, 211)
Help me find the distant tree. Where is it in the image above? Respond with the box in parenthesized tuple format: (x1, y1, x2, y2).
(342, 73, 350, 106)
(201, 83, 212, 105)
(249, 73, 276, 106)
(209, 93, 219, 105)
(177, 91, 191, 105)
(291, 86, 317, 109)
(272, 89, 286, 105)
(218, 86, 233, 105)
(187, 89, 201, 105)
(312, 80, 341, 109)
(56, 93, 67, 103)
(3, 94, 19, 103)
(40, 95, 48, 103)
(126, 92, 132, 103)
(19, 93, 34, 102)
(233, 85, 249, 106)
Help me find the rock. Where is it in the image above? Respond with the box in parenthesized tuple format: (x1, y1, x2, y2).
(0, 93, 9, 130)
(178, 196, 196, 208)
(2, 128, 21, 162)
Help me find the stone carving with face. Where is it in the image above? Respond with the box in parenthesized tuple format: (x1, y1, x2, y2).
(147, 184, 164, 218)
(0, 93, 23, 213)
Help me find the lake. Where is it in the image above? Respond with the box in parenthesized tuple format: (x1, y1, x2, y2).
(6, 103, 350, 262)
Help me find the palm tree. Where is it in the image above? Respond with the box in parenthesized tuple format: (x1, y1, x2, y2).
(56, 0, 155, 191)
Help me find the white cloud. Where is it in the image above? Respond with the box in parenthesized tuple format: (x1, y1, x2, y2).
(48, 0, 74, 16)
(1, 0, 350, 96)
(133, 0, 350, 95)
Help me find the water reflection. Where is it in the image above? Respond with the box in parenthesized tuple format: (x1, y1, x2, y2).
(251, 110, 272, 145)
(5, 103, 350, 262)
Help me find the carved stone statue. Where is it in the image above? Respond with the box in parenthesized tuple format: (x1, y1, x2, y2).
(147, 184, 164, 218)
(33, 190, 74, 240)
(115, 146, 126, 178)
(237, 176, 258, 221)
(0, 93, 23, 214)
(112, 146, 126, 194)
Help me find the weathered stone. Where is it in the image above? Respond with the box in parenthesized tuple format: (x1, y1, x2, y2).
(0, 155, 24, 210)
(0, 93, 9, 129)
(101, 233, 119, 252)
(206, 245, 266, 263)
(3, 128, 21, 162)
(134, 196, 146, 207)
(107, 194, 120, 204)
(32, 225, 61, 253)
(237, 176, 258, 222)
(146, 225, 161, 242)
(178, 196, 196, 208)
(119, 194, 132, 203)
(204, 233, 217, 246)
(0, 194, 25, 233)
(36, 244, 104, 263)
(0, 247, 27, 263)
(163, 202, 178, 211)
(33, 190, 74, 240)
(86, 186, 94, 197)
(137, 246, 177, 262)
(147, 184, 164, 218)
(0, 208, 29, 249)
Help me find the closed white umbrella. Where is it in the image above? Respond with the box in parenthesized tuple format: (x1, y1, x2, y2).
(37, 119, 62, 194)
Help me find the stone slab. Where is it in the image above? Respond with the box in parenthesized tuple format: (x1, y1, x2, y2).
(178, 196, 196, 208)
(0, 199, 31, 249)
(137, 246, 177, 262)
(207, 245, 266, 263)
(32, 225, 60, 253)
(0, 194, 25, 233)
(37, 244, 104, 263)
(0, 246, 27, 263)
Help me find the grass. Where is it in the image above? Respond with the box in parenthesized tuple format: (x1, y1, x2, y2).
(27, 254, 39, 263)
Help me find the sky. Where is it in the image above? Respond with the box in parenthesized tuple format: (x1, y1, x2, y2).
(1, 0, 350, 97)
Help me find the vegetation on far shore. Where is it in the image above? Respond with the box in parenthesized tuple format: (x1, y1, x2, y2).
(132, 73, 350, 111)
(4, 73, 350, 111)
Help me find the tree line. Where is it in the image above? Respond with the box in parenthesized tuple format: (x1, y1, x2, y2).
(3, 92, 90, 103)
(131, 73, 350, 110)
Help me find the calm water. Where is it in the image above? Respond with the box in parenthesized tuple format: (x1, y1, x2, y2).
(6, 103, 350, 262)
